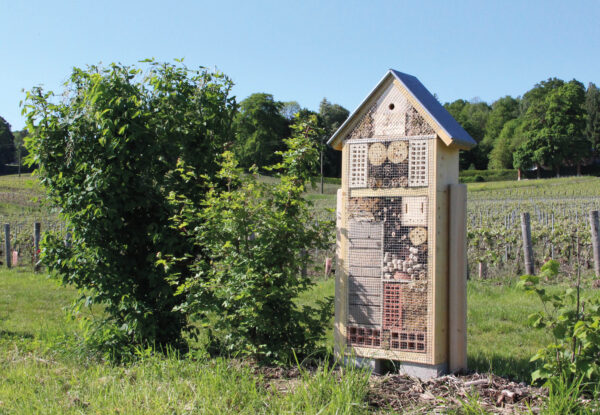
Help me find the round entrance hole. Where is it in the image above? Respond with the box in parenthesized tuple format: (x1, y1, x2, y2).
(388, 103, 395, 110)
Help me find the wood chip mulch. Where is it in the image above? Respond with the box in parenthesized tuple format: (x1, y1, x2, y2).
(367, 372, 547, 414)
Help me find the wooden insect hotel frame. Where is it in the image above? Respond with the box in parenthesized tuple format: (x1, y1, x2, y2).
(329, 70, 476, 377)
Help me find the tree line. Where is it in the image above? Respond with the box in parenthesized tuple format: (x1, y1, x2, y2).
(4, 75, 600, 179)
(445, 78, 600, 177)
(1, 93, 348, 179)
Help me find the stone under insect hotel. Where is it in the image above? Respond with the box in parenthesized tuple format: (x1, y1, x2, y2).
(329, 70, 476, 378)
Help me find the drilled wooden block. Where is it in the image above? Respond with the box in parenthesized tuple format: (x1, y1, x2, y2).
(349, 220, 383, 240)
(349, 143, 368, 188)
(401, 196, 428, 226)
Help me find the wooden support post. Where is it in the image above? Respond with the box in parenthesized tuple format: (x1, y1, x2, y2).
(478, 262, 486, 279)
(590, 211, 600, 278)
(4, 224, 11, 268)
(551, 213, 555, 260)
(448, 184, 467, 373)
(34, 222, 41, 271)
(521, 212, 534, 275)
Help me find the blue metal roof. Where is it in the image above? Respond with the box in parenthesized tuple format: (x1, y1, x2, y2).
(389, 69, 476, 149)
(327, 69, 477, 150)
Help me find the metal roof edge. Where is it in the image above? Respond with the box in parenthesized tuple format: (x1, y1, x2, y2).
(327, 70, 395, 148)
(389, 70, 453, 142)
(327, 69, 477, 150)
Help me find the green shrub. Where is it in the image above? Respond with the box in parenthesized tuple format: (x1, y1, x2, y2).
(518, 260, 600, 389)
(23, 60, 236, 356)
(167, 114, 333, 362)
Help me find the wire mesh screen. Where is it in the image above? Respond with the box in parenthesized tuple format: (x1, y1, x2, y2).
(345, 83, 435, 141)
(345, 135, 434, 356)
(348, 138, 431, 190)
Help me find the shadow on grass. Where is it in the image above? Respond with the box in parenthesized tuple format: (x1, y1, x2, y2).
(468, 354, 534, 383)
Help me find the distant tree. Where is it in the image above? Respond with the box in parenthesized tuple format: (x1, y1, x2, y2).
(520, 77, 565, 115)
(488, 118, 524, 170)
(586, 83, 600, 155)
(280, 101, 302, 120)
(319, 98, 349, 177)
(519, 79, 587, 176)
(481, 96, 520, 150)
(13, 129, 29, 175)
(513, 141, 534, 179)
(233, 93, 289, 169)
(0, 116, 16, 171)
(444, 99, 491, 169)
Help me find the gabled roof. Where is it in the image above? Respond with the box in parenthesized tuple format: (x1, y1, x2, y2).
(327, 69, 477, 151)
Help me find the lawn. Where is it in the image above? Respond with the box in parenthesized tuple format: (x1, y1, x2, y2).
(2, 173, 600, 412)
(3, 268, 597, 413)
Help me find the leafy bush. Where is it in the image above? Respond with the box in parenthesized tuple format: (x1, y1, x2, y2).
(518, 260, 600, 388)
(23, 60, 236, 355)
(167, 114, 333, 362)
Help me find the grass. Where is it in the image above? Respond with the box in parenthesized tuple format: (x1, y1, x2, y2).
(467, 175, 600, 198)
(467, 279, 554, 381)
(3, 268, 599, 413)
(3, 173, 600, 411)
(0, 270, 371, 414)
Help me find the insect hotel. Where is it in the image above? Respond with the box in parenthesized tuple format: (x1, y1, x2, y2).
(329, 69, 476, 378)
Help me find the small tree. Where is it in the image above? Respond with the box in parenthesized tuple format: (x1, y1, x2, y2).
(168, 114, 333, 362)
(519, 260, 600, 389)
(23, 60, 236, 355)
(232, 93, 289, 170)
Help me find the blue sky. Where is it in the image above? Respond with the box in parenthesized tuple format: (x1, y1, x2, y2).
(1, 0, 599, 131)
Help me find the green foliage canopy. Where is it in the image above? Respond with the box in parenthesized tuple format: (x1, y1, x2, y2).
(168, 114, 333, 362)
(488, 118, 524, 170)
(0, 116, 16, 170)
(233, 93, 289, 169)
(519, 260, 600, 388)
(586, 83, 600, 154)
(319, 98, 349, 177)
(517, 79, 587, 175)
(23, 60, 236, 354)
(444, 99, 491, 169)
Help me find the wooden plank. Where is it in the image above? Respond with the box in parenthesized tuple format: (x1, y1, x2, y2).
(4, 224, 10, 268)
(521, 212, 534, 275)
(432, 138, 456, 365)
(350, 239, 382, 249)
(348, 276, 381, 298)
(349, 346, 431, 364)
(349, 292, 380, 305)
(348, 221, 383, 240)
(350, 187, 428, 198)
(349, 266, 381, 278)
(590, 211, 600, 277)
(348, 249, 382, 268)
(448, 184, 467, 373)
(348, 304, 381, 325)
